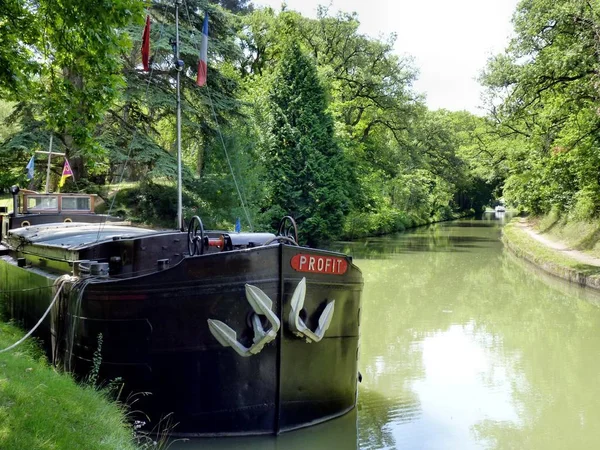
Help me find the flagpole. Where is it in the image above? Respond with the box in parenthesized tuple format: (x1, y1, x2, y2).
(45, 135, 53, 193)
(175, 0, 183, 231)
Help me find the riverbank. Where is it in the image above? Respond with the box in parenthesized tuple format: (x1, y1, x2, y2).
(2, 192, 138, 448)
(502, 217, 600, 290)
(0, 322, 137, 450)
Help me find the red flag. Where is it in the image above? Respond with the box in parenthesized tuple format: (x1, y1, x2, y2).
(196, 14, 208, 86)
(141, 15, 151, 72)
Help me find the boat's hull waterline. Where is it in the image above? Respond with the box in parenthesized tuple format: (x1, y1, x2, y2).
(0, 228, 362, 436)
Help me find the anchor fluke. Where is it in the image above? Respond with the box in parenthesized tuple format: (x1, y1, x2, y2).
(207, 283, 280, 357)
(288, 277, 335, 343)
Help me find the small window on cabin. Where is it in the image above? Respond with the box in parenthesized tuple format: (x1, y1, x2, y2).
(27, 196, 58, 210)
(62, 196, 91, 211)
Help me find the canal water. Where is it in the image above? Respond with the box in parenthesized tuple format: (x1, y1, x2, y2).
(173, 213, 600, 449)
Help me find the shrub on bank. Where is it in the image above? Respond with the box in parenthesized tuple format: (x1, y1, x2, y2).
(342, 209, 410, 240)
(341, 206, 474, 240)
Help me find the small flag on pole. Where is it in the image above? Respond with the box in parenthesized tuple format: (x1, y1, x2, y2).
(141, 15, 151, 72)
(235, 218, 241, 233)
(58, 159, 73, 188)
(26, 155, 35, 180)
(196, 14, 208, 86)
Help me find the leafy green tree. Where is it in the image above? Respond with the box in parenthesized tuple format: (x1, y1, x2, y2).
(265, 43, 350, 244)
(0, 0, 144, 187)
(209, 0, 253, 13)
(482, 0, 600, 217)
(0, 1, 39, 97)
(0, 101, 25, 191)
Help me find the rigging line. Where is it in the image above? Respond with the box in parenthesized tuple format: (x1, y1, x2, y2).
(95, 8, 168, 243)
(233, 142, 254, 218)
(181, 0, 254, 231)
(207, 89, 254, 231)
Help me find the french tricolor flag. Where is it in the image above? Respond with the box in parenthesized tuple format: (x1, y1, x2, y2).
(196, 14, 208, 87)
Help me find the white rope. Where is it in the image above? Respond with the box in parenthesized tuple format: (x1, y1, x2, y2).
(0, 275, 77, 354)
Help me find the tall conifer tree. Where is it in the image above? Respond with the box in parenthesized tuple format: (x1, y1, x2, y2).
(266, 43, 350, 245)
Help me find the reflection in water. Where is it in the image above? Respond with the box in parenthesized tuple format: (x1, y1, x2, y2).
(355, 213, 600, 449)
(169, 407, 357, 450)
(173, 213, 600, 449)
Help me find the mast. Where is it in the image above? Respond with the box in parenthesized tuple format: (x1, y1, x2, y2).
(35, 134, 65, 193)
(45, 135, 53, 193)
(175, 0, 183, 231)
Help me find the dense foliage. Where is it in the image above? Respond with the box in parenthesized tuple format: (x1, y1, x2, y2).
(0, 0, 507, 243)
(0, 0, 145, 179)
(482, 0, 600, 220)
(263, 43, 350, 245)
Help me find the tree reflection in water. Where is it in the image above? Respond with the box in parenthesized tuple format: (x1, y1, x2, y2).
(354, 217, 600, 449)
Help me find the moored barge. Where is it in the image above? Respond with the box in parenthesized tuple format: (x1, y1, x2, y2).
(0, 187, 363, 436)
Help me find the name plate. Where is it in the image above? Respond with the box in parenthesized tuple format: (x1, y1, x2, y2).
(290, 254, 348, 275)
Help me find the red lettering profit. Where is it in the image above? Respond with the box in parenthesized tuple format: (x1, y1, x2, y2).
(290, 254, 348, 275)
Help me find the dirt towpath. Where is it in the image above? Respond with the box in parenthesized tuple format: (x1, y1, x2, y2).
(515, 218, 600, 267)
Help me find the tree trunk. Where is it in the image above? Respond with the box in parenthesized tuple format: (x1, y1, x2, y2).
(63, 132, 86, 183)
(197, 141, 205, 177)
(62, 67, 86, 184)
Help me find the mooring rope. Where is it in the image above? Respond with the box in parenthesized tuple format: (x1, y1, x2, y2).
(0, 285, 54, 294)
(0, 275, 77, 354)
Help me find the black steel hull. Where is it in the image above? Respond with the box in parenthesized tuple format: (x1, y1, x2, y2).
(0, 244, 362, 436)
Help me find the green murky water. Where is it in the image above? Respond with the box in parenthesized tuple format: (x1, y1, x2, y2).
(173, 214, 600, 449)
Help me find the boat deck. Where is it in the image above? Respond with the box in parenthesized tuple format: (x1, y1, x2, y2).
(8, 222, 158, 249)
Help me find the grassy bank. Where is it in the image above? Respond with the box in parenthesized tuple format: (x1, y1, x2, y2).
(0, 322, 136, 450)
(2, 193, 136, 448)
(341, 208, 477, 240)
(533, 212, 600, 259)
(502, 220, 600, 289)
